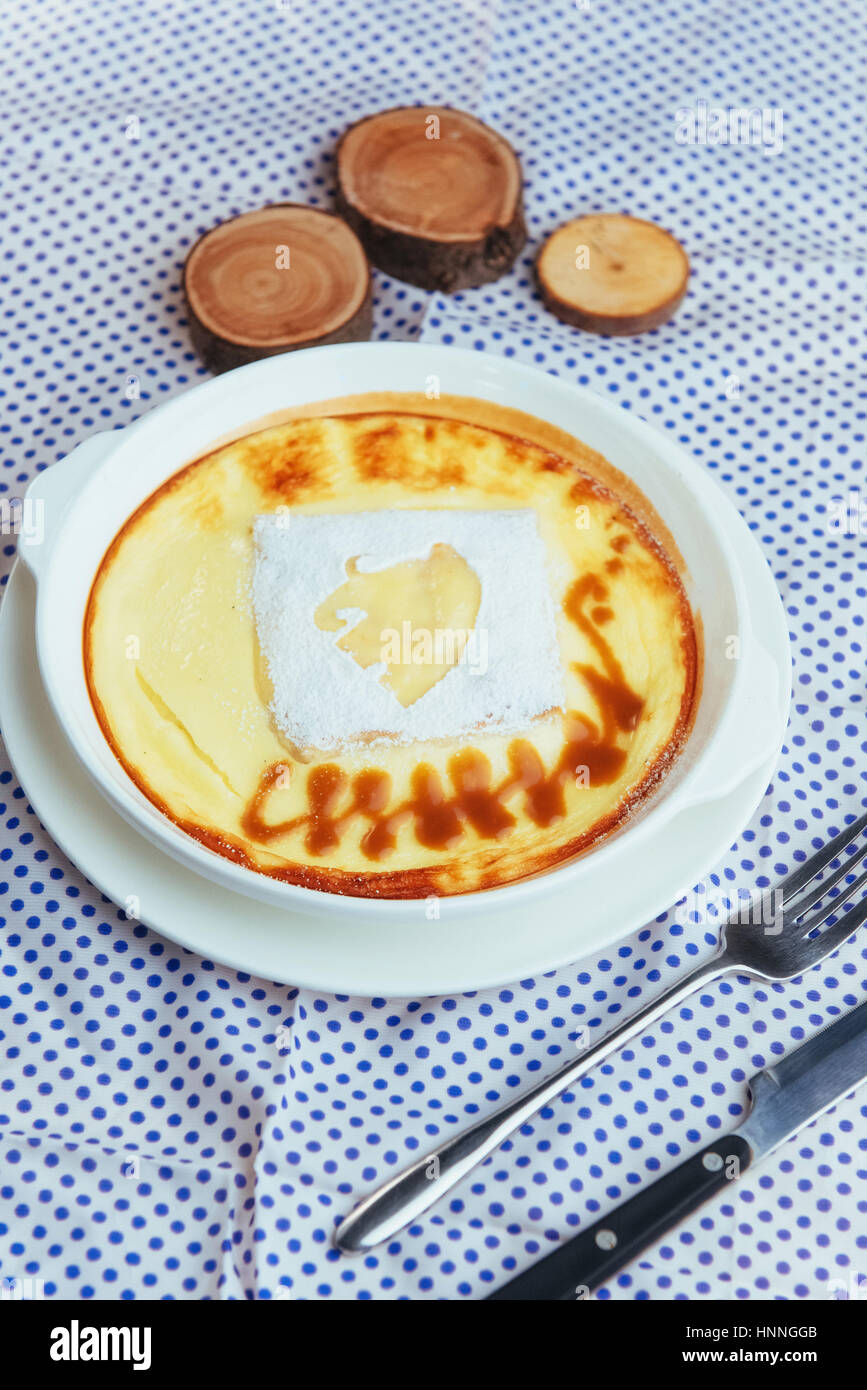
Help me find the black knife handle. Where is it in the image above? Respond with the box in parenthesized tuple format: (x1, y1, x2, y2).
(487, 1133, 752, 1301)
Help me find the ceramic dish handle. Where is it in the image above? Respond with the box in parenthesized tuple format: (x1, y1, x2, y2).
(685, 624, 789, 805)
(17, 431, 118, 583)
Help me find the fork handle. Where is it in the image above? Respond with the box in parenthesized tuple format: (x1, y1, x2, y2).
(335, 955, 727, 1252)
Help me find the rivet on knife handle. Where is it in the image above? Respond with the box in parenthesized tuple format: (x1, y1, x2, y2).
(486, 1134, 753, 1301)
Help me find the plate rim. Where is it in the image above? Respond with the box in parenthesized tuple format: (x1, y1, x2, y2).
(0, 466, 789, 994)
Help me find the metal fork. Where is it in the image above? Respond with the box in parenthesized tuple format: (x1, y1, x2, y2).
(335, 810, 867, 1252)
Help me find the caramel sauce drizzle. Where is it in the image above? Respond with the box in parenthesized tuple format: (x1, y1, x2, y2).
(241, 565, 645, 862)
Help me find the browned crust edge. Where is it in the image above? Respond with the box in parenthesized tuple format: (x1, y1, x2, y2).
(182, 203, 374, 375)
(335, 106, 527, 293)
(83, 400, 700, 901)
(197, 391, 697, 583)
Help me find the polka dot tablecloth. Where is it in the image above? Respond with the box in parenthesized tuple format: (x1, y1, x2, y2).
(1, 0, 866, 1301)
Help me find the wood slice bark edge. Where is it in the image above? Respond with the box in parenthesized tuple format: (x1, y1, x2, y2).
(335, 106, 527, 293)
(535, 213, 690, 336)
(183, 203, 373, 375)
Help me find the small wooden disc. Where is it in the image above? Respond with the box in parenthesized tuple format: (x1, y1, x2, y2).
(183, 204, 373, 374)
(536, 213, 690, 335)
(336, 106, 526, 292)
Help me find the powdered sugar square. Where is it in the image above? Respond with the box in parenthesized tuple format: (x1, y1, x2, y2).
(252, 509, 564, 751)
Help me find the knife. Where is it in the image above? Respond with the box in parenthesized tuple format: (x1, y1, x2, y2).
(486, 998, 867, 1300)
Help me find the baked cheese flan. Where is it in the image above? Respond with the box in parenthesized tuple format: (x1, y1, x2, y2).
(84, 393, 699, 898)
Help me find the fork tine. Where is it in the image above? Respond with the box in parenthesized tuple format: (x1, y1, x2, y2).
(784, 841, 867, 922)
(796, 890, 867, 971)
(780, 810, 867, 907)
(793, 865, 867, 940)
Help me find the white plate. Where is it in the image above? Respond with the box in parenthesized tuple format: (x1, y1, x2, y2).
(0, 499, 787, 995)
(22, 344, 788, 933)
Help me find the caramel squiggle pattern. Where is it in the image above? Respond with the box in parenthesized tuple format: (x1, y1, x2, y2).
(241, 574, 644, 861)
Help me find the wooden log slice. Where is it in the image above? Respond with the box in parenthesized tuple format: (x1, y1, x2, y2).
(183, 204, 373, 374)
(535, 213, 690, 335)
(335, 106, 526, 292)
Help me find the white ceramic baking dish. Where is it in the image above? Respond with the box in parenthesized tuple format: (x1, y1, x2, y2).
(19, 343, 790, 930)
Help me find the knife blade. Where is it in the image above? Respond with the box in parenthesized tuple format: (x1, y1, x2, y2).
(739, 996, 867, 1158)
(487, 999, 867, 1300)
